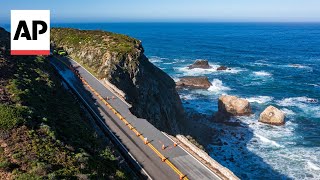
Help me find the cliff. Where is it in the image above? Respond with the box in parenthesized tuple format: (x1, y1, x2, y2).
(51, 28, 185, 134)
(0, 27, 127, 179)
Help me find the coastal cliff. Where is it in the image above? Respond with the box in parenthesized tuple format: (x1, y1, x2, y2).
(51, 28, 185, 134)
(0, 27, 127, 179)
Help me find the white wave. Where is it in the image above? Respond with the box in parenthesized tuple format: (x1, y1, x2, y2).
(179, 94, 196, 100)
(287, 64, 311, 69)
(175, 65, 244, 76)
(277, 97, 318, 107)
(255, 133, 284, 148)
(253, 71, 272, 77)
(173, 59, 186, 63)
(277, 97, 320, 118)
(307, 161, 320, 171)
(246, 96, 273, 104)
(281, 108, 296, 116)
(208, 79, 231, 93)
(254, 62, 271, 66)
(149, 56, 167, 63)
(309, 83, 320, 87)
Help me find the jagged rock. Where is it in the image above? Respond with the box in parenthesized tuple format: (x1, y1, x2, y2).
(259, 105, 285, 125)
(217, 66, 228, 71)
(176, 76, 212, 89)
(188, 60, 211, 69)
(51, 28, 185, 134)
(216, 95, 252, 120)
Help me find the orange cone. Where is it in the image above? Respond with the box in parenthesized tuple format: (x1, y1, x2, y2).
(162, 144, 165, 150)
(174, 142, 177, 147)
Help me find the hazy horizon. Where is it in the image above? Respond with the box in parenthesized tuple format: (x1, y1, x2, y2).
(1, 0, 320, 23)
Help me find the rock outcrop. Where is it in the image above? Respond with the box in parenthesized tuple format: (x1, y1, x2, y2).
(188, 60, 211, 69)
(259, 106, 285, 125)
(176, 76, 212, 89)
(51, 28, 185, 134)
(216, 95, 252, 120)
(217, 66, 228, 71)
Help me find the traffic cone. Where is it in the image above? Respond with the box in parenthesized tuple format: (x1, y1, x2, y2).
(162, 144, 165, 150)
(174, 142, 177, 147)
(179, 175, 185, 180)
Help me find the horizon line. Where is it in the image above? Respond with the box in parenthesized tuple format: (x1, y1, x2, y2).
(1, 21, 320, 25)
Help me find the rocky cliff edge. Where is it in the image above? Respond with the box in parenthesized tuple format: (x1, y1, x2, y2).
(51, 28, 185, 134)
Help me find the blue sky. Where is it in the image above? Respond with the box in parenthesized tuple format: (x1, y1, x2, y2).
(1, 0, 320, 23)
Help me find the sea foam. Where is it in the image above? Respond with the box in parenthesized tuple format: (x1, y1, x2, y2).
(208, 79, 231, 93)
(255, 133, 284, 148)
(175, 64, 243, 76)
(253, 71, 272, 77)
(246, 96, 273, 104)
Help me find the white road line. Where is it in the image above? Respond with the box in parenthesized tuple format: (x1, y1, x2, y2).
(65, 57, 131, 107)
(161, 132, 221, 180)
(50, 61, 152, 180)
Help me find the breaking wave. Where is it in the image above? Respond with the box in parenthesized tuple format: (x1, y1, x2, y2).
(208, 79, 231, 93)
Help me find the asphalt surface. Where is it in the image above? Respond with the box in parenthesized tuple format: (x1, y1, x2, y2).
(50, 56, 221, 180)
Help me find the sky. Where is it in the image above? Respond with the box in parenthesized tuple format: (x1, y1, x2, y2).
(1, 0, 320, 23)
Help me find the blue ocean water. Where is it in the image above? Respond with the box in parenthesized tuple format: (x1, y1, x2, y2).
(3, 23, 319, 179)
(57, 23, 320, 179)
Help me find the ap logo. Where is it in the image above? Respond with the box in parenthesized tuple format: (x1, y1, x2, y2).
(11, 10, 50, 55)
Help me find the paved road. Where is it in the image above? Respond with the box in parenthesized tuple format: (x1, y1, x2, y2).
(50, 56, 221, 180)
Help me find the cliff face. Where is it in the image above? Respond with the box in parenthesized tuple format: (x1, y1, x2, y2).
(51, 28, 185, 133)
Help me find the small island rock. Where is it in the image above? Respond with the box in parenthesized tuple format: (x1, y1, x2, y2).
(188, 60, 211, 69)
(217, 66, 228, 71)
(259, 106, 285, 125)
(176, 76, 212, 89)
(218, 95, 252, 116)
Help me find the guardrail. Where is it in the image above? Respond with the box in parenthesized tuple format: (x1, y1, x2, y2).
(55, 57, 189, 180)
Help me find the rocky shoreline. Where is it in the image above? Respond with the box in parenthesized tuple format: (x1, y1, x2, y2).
(179, 59, 286, 126)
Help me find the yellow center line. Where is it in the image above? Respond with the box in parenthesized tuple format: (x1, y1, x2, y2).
(54, 57, 188, 180)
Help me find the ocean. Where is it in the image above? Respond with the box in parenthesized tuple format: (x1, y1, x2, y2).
(3, 22, 320, 179)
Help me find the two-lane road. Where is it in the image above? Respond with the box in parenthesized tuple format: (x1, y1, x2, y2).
(50, 56, 221, 180)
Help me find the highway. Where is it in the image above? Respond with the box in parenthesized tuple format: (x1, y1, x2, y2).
(50, 55, 221, 180)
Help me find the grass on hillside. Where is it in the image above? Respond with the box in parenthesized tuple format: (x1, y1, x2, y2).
(51, 28, 139, 55)
(0, 55, 128, 179)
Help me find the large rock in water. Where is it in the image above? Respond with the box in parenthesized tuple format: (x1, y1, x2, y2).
(188, 60, 211, 69)
(218, 95, 252, 116)
(176, 76, 212, 89)
(259, 106, 285, 125)
(50, 28, 185, 134)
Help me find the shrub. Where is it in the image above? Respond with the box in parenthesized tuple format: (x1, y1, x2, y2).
(0, 104, 26, 129)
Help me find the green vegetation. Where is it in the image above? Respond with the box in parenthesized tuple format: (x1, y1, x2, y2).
(0, 55, 128, 179)
(50, 28, 142, 79)
(51, 28, 139, 55)
(0, 104, 26, 129)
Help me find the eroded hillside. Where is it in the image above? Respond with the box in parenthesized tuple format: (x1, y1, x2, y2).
(51, 28, 185, 134)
